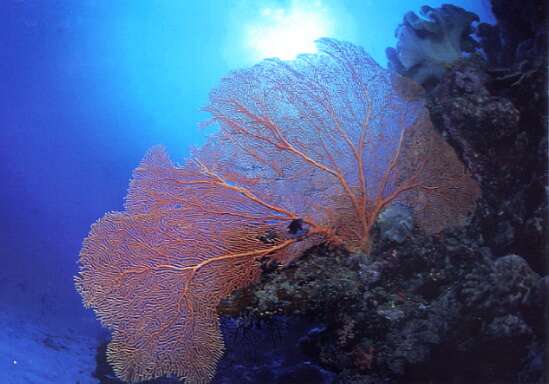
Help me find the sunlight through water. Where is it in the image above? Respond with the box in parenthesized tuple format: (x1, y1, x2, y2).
(245, 2, 332, 60)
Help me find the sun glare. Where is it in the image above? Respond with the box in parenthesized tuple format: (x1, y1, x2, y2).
(246, 2, 332, 61)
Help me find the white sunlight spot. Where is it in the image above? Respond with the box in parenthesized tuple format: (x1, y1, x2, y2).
(245, 1, 332, 61)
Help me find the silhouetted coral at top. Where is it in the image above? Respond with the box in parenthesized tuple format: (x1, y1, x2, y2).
(386, 4, 479, 88)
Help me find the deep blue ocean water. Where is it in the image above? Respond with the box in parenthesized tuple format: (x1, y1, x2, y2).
(0, 1, 495, 382)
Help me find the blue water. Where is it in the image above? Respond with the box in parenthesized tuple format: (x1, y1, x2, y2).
(0, 0, 494, 381)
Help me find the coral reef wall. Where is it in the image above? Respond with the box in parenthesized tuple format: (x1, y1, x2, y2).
(217, 1, 548, 383)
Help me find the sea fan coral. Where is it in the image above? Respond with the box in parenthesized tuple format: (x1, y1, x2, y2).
(75, 38, 479, 383)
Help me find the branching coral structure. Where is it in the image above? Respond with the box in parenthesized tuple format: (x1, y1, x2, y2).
(75, 39, 479, 383)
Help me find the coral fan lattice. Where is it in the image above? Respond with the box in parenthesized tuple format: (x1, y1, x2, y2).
(75, 39, 479, 383)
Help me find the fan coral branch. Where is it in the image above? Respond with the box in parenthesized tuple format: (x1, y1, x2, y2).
(76, 38, 479, 383)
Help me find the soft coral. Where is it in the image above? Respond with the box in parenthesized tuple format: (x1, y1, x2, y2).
(386, 4, 480, 87)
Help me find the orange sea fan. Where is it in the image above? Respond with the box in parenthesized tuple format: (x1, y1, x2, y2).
(75, 38, 479, 383)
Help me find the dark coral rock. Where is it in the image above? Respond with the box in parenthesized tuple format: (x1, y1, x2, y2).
(485, 314, 533, 340)
(427, 55, 547, 271)
(222, 224, 544, 383)
(222, 244, 363, 319)
(517, 341, 546, 383)
(333, 370, 388, 384)
(386, 4, 479, 87)
(428, 59, 521, 170)
(487, 0, 547, 67)
(462, 254, 539, 315)
(524, 275, 549, 311)
(379, 289, 461, 375)
(476, 22, 503, 66)
(457, 312, 537, 383)
(369, 241, 540, 384)
(522, 275, 549, 338)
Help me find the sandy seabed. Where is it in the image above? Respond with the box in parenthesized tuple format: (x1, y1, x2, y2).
(0, 307, 100, 384)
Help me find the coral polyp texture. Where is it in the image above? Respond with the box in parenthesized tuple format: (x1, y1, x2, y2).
(75, 38, 479, 383)
(386, 4, 480, 87)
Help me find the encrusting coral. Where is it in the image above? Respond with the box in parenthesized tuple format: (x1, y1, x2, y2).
(75, 38, 479, 383)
